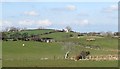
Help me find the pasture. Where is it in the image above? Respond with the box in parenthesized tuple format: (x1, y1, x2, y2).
(0, 41, 2, 68)
(1, 29, 119, 67)
(2, 36, 118, 67)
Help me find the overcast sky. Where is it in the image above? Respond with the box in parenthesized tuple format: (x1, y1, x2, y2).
(0, 1, 118, 32)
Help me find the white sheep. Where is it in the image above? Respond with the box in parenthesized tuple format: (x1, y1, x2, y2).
(22, 44, 25, 47)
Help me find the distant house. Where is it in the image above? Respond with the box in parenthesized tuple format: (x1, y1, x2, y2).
(63, 29, 69, 33)
(41, 38, 55, 43)
(55, 29, 64, 32)
(30, 35, 41, 41)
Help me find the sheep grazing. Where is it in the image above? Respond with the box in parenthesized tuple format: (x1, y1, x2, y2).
(22, 44, 25, 47)
(86, 38, 95, 41)
(40, 58, 48, 60)
(87, 55, 118, 61)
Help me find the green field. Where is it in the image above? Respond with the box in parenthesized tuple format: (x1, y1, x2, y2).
(2, 29, 119, 67)
(6, 29, 53, 35)
(3, 59, 118, 67)
(2, 40, 118, 67)
(0, 41, 2, 68)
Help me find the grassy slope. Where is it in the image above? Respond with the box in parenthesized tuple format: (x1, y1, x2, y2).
(63, 37, 118, 49)
(3, 60, 118, 67)
(0, 41, 2, 68)
(20, 29, 53, 35)
(5, 29, 54, 36)
(40, 32, 78, 40)
(2, 29, 119, 67)
(2, 40, 118, 67)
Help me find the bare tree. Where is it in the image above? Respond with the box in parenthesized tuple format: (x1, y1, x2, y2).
(4, 27, 10, 32)
(65, 26, 72, 32)
(9, 27, 19, 32)
(61, 42, 76, 52)
(21, 27, 27, 31)
(106, 31, 113, 37)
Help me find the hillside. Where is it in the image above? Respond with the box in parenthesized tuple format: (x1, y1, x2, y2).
(2, 29, 119, 67)
(3, 29, 118, 49)
(20, 29, 54, 35)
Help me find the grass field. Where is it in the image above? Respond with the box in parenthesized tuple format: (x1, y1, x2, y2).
(2, 39, 118, 67)
(2, 29, 119, 67)
(20, 29, 53, 35)
(0, 41, 2, 68)
(3, 59, 118, 67)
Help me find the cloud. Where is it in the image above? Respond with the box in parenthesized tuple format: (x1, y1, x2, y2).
(106, 15, 118, 20)
(0, 20, 13, 31)
(18, 20, 34, 26)
(0, 20, 2, 27)
(66, 5, 76, 11)
(1, 20, 13, 27)
(103, 5, 118, 13)
(77, 13, 89, 17)
(74, 19, 90, 26)
(24, 11, 39, 16)
(18, 19, 52, 27)
(1, 0, 119, 2)
(37, 19, 52, 27)
(51, 5, 76, 11)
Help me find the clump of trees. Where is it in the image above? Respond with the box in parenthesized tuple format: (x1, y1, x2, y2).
(1, 27, 29, 41)
(2, 32, 42, 41)
(3, 27, 27, 32)
(114, 32, 120, 36)
(65, 26, 72, 32)
(9, 27, 20, 32)
(22, 33, 29, 41)
(2, 32, 29, 41)
(2, 32, 8, 41)
(0, 32, 2, 40)
(10, 32, 22, 41)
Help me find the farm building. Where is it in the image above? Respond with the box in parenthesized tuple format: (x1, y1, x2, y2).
(63, 29, 69, 33)
(31, 35, 41, 41)
(41, 38, 55, 43)
(30, 35, 55, 43)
